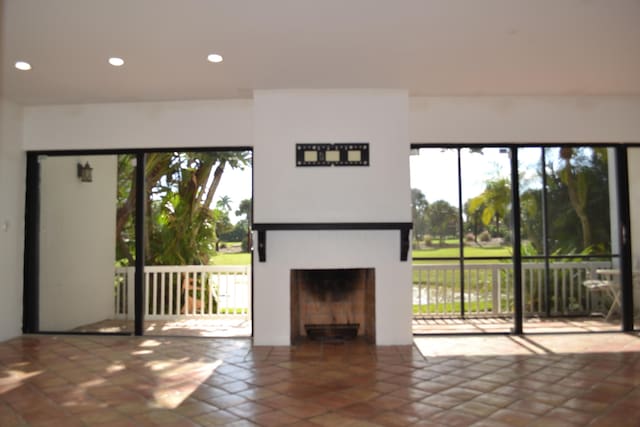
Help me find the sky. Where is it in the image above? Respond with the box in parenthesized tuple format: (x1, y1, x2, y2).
(411, 148, 510, 207)
(410, 147, 546, 208)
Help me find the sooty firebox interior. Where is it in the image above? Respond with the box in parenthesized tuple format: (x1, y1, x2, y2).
(290, 268, 375, 344)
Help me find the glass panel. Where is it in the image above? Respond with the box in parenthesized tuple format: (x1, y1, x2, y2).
(411, 148, 462, 331)
(143, 151, 252, 337)
(411, 148, 460, 258)
(518, 148, 551, 322)
(518, 147, 545, 257)
(39, 154, 134, 333)
(522, 146, 619, 333)
(460, 148, 512, 258)
(411, 147, 512, 333)
(459, 147, 512, 333)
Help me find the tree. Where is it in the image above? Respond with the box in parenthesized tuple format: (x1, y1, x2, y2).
(216, 195, 232, 213)
(220, 220, 249, 242)
(467, 178, 511, 237)
(519, 188, 543, 252)
(463, 199, 484, 243)
(115, 151, 251, 266)
(235, 199, 252, 224)
(213, 208, 233, 251)
(235, 198, 252, 251)
(411, 188, 429, 241)
(546, 147, 610, 253)
(427, 200, 458, 246)
(512, 147, 611, 255)
(558, 146, 591, 249)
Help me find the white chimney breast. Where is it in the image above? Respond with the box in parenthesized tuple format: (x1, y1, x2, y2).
(252, 90, 412, 345)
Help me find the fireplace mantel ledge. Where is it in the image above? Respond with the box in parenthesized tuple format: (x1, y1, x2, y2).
(252, 222, 413, 262)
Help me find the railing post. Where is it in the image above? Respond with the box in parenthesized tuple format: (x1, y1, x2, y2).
(492, 265, 499, 315)
(127, 267, 135, 318)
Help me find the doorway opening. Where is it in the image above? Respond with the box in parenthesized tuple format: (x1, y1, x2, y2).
(410, 145, 626, 334)
(27, 149, 253, 337)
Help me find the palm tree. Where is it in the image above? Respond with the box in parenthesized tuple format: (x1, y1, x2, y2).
(216, 195, 233, 213)
(559, 146, 592, 249)
(468, 177, 511, 237)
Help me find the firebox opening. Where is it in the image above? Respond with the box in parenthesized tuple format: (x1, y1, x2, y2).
(290, 268, 375, 344)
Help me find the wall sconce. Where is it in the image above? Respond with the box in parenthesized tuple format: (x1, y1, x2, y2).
(77, 162, 93, 182)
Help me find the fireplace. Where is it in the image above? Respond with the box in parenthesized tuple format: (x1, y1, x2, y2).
(290, 268, 375, 344)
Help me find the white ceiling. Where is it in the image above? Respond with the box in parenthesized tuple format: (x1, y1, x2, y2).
(2, 0, 640, 106)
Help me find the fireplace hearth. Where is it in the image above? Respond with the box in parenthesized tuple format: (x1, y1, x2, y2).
(290, 268, 375, 344)
(305, 323, 359, 341)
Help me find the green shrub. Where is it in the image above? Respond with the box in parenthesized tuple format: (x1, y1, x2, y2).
(479, 230, 491, 242)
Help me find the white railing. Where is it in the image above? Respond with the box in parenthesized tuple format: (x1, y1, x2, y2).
(114, 265, 251, 319)
(114, 261, 611, 320)
(413, 261, 612, 317)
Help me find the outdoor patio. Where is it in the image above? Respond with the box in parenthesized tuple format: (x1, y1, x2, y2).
(72, 318, 252, 338)
(413, 316, 624, 334)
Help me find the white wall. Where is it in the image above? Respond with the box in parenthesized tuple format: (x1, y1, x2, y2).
(0, 98, 24, 341)
(252, 90, 413, 345)
(20, 94, 640, 339)
(253, 90, 410, 222)
(410, 96, 640, 143)
(23, 96, 640, 150)
(39, 155, 117, 330)
(23, 99, 253, 150)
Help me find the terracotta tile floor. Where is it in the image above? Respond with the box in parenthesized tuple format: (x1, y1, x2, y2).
(1, 333, 640, 426)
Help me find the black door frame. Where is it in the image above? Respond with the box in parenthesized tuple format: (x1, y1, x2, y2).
(410, 143, 637, 334)
(23, 147, 253, 336)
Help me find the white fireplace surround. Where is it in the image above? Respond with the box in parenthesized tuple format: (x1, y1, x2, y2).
(252, 229, 413, 345)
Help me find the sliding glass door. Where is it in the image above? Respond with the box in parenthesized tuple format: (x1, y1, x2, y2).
(411, 147, 514, 333)
(411, 144, 633, 335)
(27, 149, 253, 336)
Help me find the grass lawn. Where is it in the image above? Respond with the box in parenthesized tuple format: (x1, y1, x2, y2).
(412, 245, 513, 285)
(211, 252, 251, 265)
(413, 301, 494, 314)
(413, 245, 511, 259)
(210, 245, 512, 267)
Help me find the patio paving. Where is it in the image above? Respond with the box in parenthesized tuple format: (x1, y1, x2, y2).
(71, 316, 627, 337)
(72, 318, 252, 337)
(413, 315, 623, 334)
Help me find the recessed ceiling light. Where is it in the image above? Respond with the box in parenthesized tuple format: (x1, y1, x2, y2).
(207, 53, 223, 63)
(108, 57, 125, 67)
(15, 61, 32, 71)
